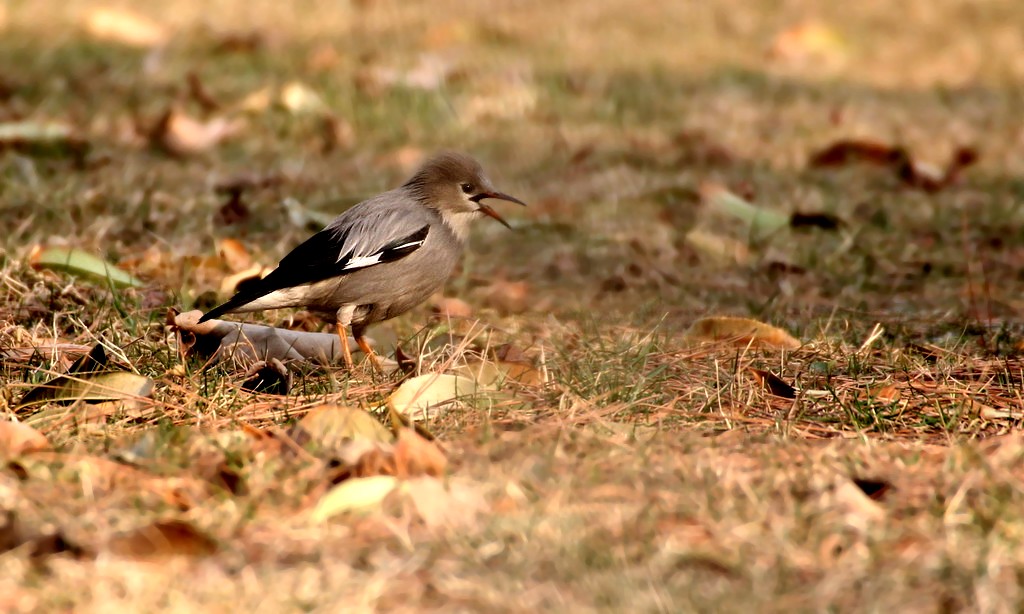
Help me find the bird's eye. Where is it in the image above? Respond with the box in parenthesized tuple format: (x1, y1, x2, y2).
(460, 183, 475, 194)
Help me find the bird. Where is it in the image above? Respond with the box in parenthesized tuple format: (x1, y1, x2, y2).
(199, 151, 526, 371)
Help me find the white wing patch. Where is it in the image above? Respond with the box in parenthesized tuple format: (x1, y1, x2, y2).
(339, 238, 426, 271)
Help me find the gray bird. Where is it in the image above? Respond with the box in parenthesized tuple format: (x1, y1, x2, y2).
(200, 152, 526, 370)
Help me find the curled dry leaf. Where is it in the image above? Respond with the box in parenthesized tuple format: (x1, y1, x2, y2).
(684, 316, 801, 350)
(748, 368, 796, 399)
(809, 140, 978, 192)
(107, 520, 218, 559)
(150, 107, 243, 156)
(18, 370, 155, 409)
(0, 420, 50, 457)
(217, 238, 253, 273)
(387, 373, 479, 421)
(173, 309, 369, 368)
(29, 246, 144, 289)
(393, 428, 447, 478)
(83, 7, 170, 48)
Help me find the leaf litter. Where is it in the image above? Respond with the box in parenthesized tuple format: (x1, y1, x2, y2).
(4, 0, 1024, 610)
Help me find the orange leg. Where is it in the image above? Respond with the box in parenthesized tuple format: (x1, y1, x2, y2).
(355, 335, 383, 374)
(336, 324, 354, 369)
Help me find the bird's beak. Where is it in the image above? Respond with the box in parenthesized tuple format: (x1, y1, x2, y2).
(471, 191, 526, 230)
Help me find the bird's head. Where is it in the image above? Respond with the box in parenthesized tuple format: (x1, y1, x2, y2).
(403, 152, 526, 238)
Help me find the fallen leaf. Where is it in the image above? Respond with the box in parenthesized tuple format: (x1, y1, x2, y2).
(108, 520, 217, 558)
(431, 296, 473, 320)
(809, 140, 901, 167)
(186, 72, 220, 112)
(310, 475, 399, 521)
(403, 476, 485, 530)
(280, 82, 328, 114)
(790, 211, 843, 230)
(387, 373, 480, 421)
(149, 107, 243, 156)
(748, 368, 796, 399)
(859, 384, 901, 404)
(295, 405, 393, 451)
(684, 316, 802, 350)
(699, 182, 789, 242)
(684, 229, 752, 266)
(482, 280, 530, 314)
(238, 86, 274, 113)
(0, 121, 89, 160)
(451, 360, 543, 387)
(0, 420, 50, 456)
(217, 238, 253, 273)
(29, 246, 144, 288)
(83, 7, 169, 48)
(768, 19, 847, 66)
(17, 371, 155, 409)
(393, 428, 447, 478)
(320, 114, 355, 153)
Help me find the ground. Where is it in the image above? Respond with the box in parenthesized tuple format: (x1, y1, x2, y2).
(3, 0, 1024, 611)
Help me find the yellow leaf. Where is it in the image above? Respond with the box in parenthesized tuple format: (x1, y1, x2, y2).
(387, 373, 479, 421)
(297, 405, 393, 449)
(451, 360, 543, 387)
(84, 7, 169, 48)
(311, 475, 399, 521)
(18, 372, 154, 409)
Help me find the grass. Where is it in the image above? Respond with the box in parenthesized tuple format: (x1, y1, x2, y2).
(4, 0, 1024, 610)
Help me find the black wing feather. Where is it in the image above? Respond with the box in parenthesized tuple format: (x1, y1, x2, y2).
(199, 224, 428, 322)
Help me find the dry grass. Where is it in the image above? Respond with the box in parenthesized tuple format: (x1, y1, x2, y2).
(4, 0, 1024, 610)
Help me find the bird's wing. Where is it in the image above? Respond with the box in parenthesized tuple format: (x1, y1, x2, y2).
(199, 198, 431, 321)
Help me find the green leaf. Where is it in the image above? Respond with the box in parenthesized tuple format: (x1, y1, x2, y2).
(31, 247, 144, 289)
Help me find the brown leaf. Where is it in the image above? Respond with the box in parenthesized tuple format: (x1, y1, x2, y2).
(809, 140, 902, 167)
(684, 316, 802, 350)
(186, 72, 220, 113)
(482, 279, 530, 314)
(217, 238, 253, 273)
(431, 296, 473, 320)
(393, 428, 447, 478)
(149, 107, 243, 157)
(108, 520, 217, 559)
(0, 420, 50, 456)
(748, 368, 796, 399)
